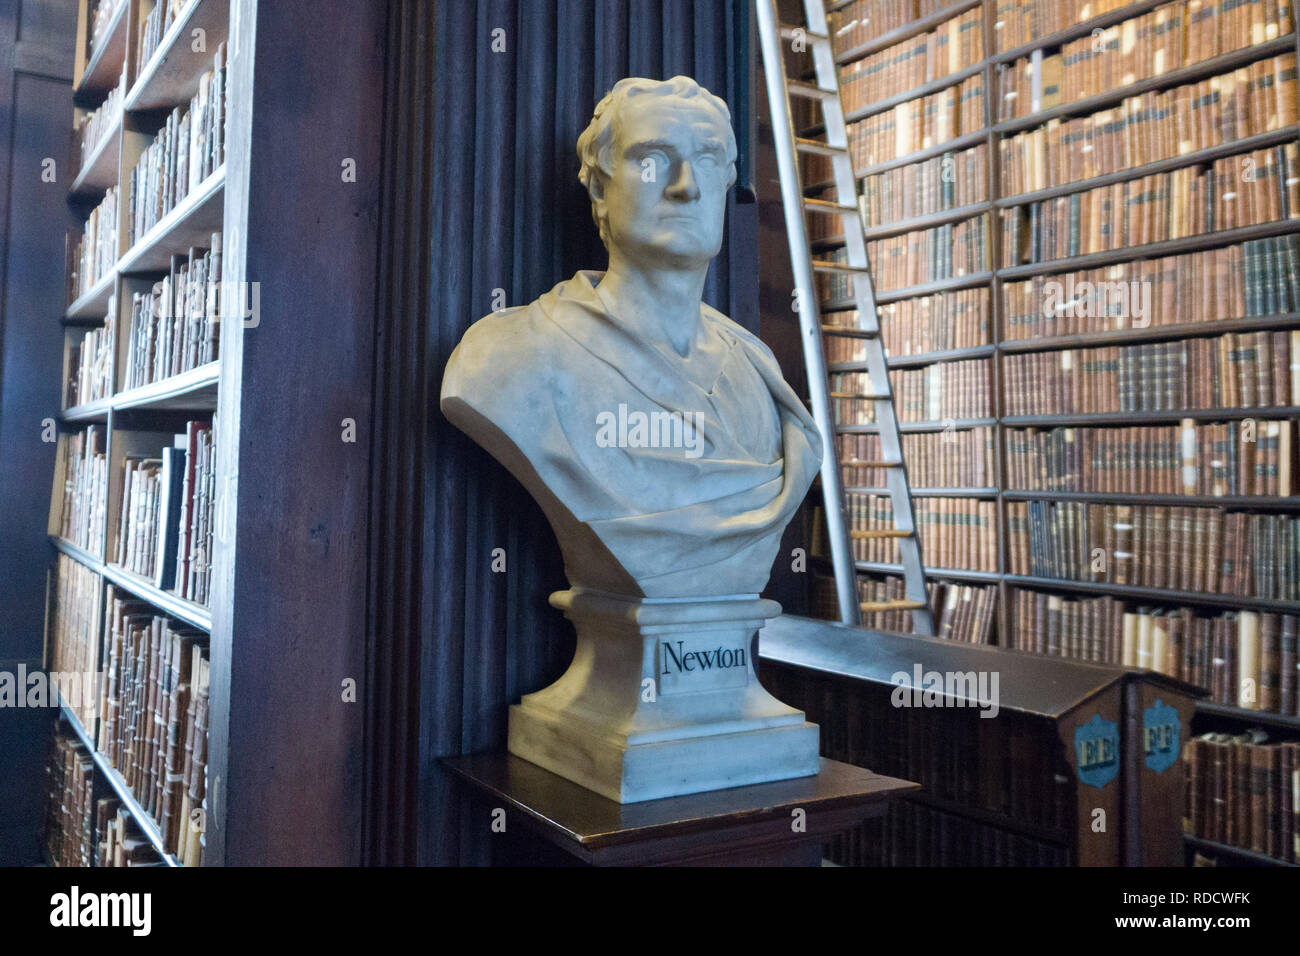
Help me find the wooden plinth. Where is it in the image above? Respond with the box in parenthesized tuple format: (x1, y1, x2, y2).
(442, 752, 919, 866)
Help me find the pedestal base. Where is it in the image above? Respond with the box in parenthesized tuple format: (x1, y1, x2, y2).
(507, 589, 820, 803)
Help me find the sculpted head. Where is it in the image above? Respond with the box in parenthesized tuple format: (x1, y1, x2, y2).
(577, 76, 738, 270)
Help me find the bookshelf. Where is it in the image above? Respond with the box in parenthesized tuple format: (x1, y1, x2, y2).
(789, 0, 1300, 866)
(43, 0, 234, 867)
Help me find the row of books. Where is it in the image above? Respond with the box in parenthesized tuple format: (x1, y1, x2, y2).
(87, 0, 125, 59)
(98, 587, 209, 866)
(859, 215, 988, 294)
(50, 554, 101, 730)
(998, 54, 1299, 196)
(840, 8, 985, 111)
(998, 0, 1293, 121)
(1007, 499, 1300, 599)
(1002, 331, 1299, 415)
(829, 74, 987, 175)
(123, 236, 223, 390)
(847, 491, 998, 570)
(1002, 236, 1300, 340)
(831, 357, 992, 423)
(75, 79, 122, 174)
(1010, 589, 1300, 719)
(837, 426, 996, 489)
(44, 734, 94, 868)
(136, 0, 189, 74)
(1004, 420, 1296, 496)
(991, 0, 1133, 53)
(67, 186, 117, 304)
(827, 0, 953, 56)
(115, 420, 217, 605)
(809, 572, 923, 632)
(44, 730, 179, 866)
(66, 302, 115, 408)
(1002, 145, 1300, 265)
(126, 44, 227, 244)
(825, 291, 991, 361)
(1184, 733, 1299, 864)
(58, 426, 107, 556)
(860, 143, 988, 227)
(932, 580, 998, 643)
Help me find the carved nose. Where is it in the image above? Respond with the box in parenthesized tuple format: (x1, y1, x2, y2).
(666, 160, 700, 201)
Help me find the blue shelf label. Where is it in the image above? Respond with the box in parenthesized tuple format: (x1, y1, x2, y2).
(1074, 713, 1119, 790)
(1142, 698, 1180, 775)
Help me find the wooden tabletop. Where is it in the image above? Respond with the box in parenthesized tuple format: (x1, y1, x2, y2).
(443, 752, 919, 856)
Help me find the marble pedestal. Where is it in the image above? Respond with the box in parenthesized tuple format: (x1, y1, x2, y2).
(507, 588, 820, 803)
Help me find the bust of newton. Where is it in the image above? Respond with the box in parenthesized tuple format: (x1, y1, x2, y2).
(441, 76, 822, 599)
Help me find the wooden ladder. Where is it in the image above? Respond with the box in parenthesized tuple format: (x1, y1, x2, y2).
(755, 0, 934, 635)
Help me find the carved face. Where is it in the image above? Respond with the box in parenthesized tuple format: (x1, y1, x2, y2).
(595, 96, 730, 269)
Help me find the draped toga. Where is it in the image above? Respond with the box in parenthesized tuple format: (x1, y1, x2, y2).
(440, 270, 823, 598)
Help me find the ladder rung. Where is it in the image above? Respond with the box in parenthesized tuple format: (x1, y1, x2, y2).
(821, 324, 878, 337)
(803, 197, 857, 215)
(812, 259, 869, 275)
(795, 137, 847, 157)
(850, 529, 913, 540)
(779, 25, 830, 44)
(787, 79, 835, 100)
(860, 600, 929, 613)
(848, 460, 902, 468)
(829, 392, 889, 400)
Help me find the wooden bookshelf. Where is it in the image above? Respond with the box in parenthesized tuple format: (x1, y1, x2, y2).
(42, 0, 236, 867)
(797, 0, 1300, 705)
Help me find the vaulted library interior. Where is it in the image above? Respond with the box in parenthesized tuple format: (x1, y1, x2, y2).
(1, 0, 1298, 893)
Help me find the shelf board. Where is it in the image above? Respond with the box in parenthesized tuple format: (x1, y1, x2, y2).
(873, 271, 994, 305)
(805, 129, 990, 191)
(118, 166, 226, 274)
(69, 114, 122, 197)
(1183, 834, 1298, 867)
(837, 417, 995, 434)
(844, 487, 999, 498)
(58, 700, 182, 868)
(993, 36, 1298, 135)
(832, 0, 983, 66)
(992, 0, 1174, 65)
(74, 0, 129, 104)
(50, 534, 103, 570)
(861, 201, 992, 241)
(857, 561, 1001, 583)
(829, 344, 995, 371)
(1003, 406, 1300, 426)
(844, 60, 988, 125)
(64, 267, 116, 320)
(100, 562, 212, 632)
(1003, 575, 1300, 613)
(998, 313, 1300, 354)
(1195, 700, 1300, 732)
(60, 396, 112, 422)
(126, 0, 231, 111)
(996, 126, 1300, 209)
(997, 219, 1300, 280)
(113, 362, 220, 412)
(1003, 491, 1300, 511)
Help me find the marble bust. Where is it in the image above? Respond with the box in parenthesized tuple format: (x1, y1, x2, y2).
(440, 76, 821, 802)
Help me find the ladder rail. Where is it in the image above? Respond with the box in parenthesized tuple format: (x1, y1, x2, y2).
(755, 0, 860, 627)
(756, 0, 935, 635)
